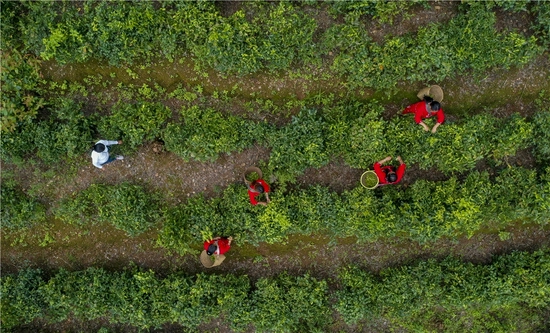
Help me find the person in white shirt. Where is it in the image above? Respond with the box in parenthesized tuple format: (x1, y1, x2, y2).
(91, 140, 123, 170)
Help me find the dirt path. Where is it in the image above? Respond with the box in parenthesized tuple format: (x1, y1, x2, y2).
(3, 220, 549, 282)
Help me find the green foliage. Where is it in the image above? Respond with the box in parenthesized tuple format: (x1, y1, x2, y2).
(0, 268, 45, 330)
(0, 182, 46, 230)
(3, 250, 548, 332)
(55, 183, 161, 236)
(5, 0, 543, 87)
(40, 2, 91, 64)
(247, 273, 330, 333)
(0, 51, 45, 134)
(162, 106, 270, 162)
(268, 109, 330, 183)
(191, 2, 318, 74)
(325, 2, 542, 89)
(1, 98, 92, 163)
(87, 1, 173, 65)
(159, 165, 549, 251)
(328, 0, 427, 25)
(531, 0, 550, 46)
(335, 249, 550, 330)
(98, 102, 171, 149)
(533, 108, 550, 162)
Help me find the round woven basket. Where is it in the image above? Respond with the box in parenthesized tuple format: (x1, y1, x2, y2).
(200, 250, 226, 268)
(243, 166, 263, 186)
(360, 170, 379, 189)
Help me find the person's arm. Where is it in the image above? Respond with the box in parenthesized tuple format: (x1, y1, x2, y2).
(249, 191, 259, 205)
(97, 139, 121, 146)
(265, 192, 271, 203)
(418, 121, 430, 131)
(436, 109, 445, 124)
(377, 156, 392, 165)
(396, 163, 406, 183)
(431, 122, 441, 133)
(397, 156, 404, 165)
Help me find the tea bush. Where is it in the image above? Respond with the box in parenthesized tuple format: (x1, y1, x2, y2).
(0, 51, 45, 134)
(158, 166, 550, 252)
(6, 1, 542, 88)
(54, 183, 162, 236)
(533, 110, 550, 162)
(2, 250, 548, 332)
(335, 249, 550, 330)
(327, 0, 428, 25)
(325, 1, 541, 89)
(267, 109, 330, 183)
(0, 98, 93, 163)
(0, 182, 46, 230)
(0, 268, 46, 330)
(246, 273, 330, 333)
(162, 106, 271, 162)
(98, 101, 171, 149)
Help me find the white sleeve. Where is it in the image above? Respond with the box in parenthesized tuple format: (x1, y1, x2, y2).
(96, 140, 119, 146)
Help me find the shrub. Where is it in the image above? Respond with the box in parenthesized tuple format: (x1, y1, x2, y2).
(3, 250, 548, 332)
(0, 51, 45, 134)
(55, 183, 161, 236)
(162, 106, 268, 162)
(325, 2, 541, 89)
(248, 273, 330, 333)
(1, 98, 93, 163)
(0, 268, 45, 330)
(0, 182, 46, 230)
(335, 249, 550, 329)
(267, 108, 330, 183)
(98, 101, 170, 149)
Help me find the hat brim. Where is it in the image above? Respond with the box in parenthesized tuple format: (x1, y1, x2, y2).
(429, 85, 444, 102)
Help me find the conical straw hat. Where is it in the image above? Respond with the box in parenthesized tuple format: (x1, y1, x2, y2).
(417, 85, 444, 102)
(200, 250, 226, 268)
(428, 85, 444, 102)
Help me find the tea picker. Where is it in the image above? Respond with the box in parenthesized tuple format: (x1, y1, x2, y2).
(91, 139, 124, 170)
(361, 156, 406, 188)
(403, 85, 445, 133)
(243, 166, 271, 206)
(200, 236, 233, 268)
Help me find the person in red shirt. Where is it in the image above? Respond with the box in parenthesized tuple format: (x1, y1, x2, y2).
(373, 156, 406, 185)
(403, 96, 445, 133)
(247, 179, 271, 206)
(204, 236, 233, 256)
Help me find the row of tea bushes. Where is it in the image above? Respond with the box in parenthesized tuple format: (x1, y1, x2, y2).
(2, 249, 548, 332)
(1, 1, 545, 87)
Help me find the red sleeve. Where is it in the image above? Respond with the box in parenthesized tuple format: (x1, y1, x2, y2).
(217, 238, 231, 254)
(248, 190, 258, 205)
(436, 109, 445, 124)
(396, 163, 406, 183)
(414, 103, 424, 124)
(373, 162, 386, 184)
(204, 240, 214, 251)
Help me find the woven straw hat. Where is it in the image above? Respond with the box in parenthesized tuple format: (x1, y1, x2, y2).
(417, 85, 444, 102)
(200, 250, 226, 268)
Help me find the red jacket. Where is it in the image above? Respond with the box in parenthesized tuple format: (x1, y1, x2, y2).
(203, 238, 231, 255)
(403, 101, 445, 124)
(373, 162, 406, 185)
(248, 179, 270, 205)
